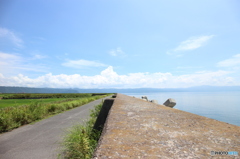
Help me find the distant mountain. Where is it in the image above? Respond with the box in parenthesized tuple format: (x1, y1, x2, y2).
(0, 86, 78, 93)
(1, 85, 240, 94)
(76, 88, 187, 93)
(77, 86, 240, 93)
(185, 85, 240, 92)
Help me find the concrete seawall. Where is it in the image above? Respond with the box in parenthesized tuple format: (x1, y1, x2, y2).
(93, 93, 240, 158)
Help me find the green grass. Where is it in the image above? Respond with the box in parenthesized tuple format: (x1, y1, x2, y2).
(0, 94, 13, 98)
(0, 95, 109, 133)
(60, 103, 103, 159)
(0, 93, 93, 99)
(0, 98, 73, 108)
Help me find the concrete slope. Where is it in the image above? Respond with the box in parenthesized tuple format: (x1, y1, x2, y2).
(0, 96, 109, 159)
(94, 94, 240, 158)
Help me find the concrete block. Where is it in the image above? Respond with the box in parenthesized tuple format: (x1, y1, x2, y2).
(163, 98, 176, 108)
(112, 93, 117, 98)
(150, 99, 158, 104)
(141, 96, 148, 101)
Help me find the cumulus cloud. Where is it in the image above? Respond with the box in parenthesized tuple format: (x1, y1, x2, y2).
(0, 27, 23, 48)
(0, 66, 236, 88)
(109, 47, 126, 57)
(217, 54, 240, 67)
(62, 59, 107, 69)
(167, 35, 214, 56)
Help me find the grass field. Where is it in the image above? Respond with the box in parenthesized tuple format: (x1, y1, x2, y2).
(0, 93, 93, 99)
(0, 93, 109, 109)
(0, 98, 74, 108)
(0, 93, 111, 133)
(0, 94, 14, 98)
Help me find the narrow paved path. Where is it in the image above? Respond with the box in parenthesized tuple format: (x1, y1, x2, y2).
(0, 96, 110, 159)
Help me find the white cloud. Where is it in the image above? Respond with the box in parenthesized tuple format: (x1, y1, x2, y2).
(62, 59, 107, 69)
(0, 52, 20, 59)
(167, 35, 214, 56)
(32, 54, 48, 60)
(0, 27, 23, 48)
(217, 54, 240, 67)
(0, 66, 236, 88)
(0, 52, 48, 75)
(0, 52, 22, 71)
(174, 35, 214, 51)
(109, 47, 126, 57)
(176, 66, 203, 69)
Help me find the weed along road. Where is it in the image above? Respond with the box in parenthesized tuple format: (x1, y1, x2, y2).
(0, 96, 111, 159)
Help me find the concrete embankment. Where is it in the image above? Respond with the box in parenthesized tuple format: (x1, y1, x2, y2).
(93, 93, 240, 158)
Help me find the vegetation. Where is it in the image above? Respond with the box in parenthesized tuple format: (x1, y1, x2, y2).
(0, 98, 75, 109)
(0, 93, 92, 99)
(60, 103, 103, 159)
(0, 93, 109, 133)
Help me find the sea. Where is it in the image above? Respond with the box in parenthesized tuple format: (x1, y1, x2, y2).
(123, 91, 240, 127)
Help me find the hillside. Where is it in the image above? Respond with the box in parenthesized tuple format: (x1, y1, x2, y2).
(1, 86, 240, 94)
(0, 86, 78, 93)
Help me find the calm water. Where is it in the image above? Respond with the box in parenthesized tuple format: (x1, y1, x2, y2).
(123, 91, 240, 126)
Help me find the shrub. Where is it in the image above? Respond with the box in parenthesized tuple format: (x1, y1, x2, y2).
(0, 110, 14, 132)
(61, 103, 103, 159)
(47, 104, 57, 113)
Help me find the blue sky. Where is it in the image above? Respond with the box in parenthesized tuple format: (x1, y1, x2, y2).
(0, 0, 240, 88)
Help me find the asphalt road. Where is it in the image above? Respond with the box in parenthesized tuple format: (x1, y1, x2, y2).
(0, 96, 110, 159)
